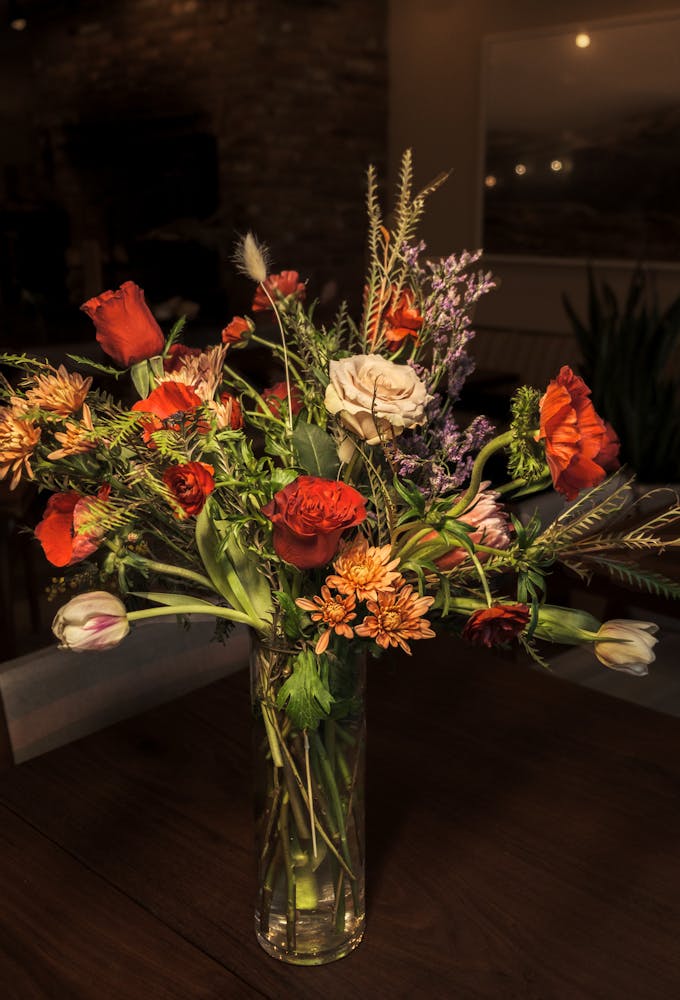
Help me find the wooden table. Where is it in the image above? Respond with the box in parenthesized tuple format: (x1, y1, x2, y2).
(1, 637, 680, 999)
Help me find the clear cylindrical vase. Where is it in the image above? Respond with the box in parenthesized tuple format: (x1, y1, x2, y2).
(250, 635, 366, 965)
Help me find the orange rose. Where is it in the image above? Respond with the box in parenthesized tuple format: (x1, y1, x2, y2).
(221, 316, 253, 345)
(261, 382, 303, 419)
(81, 281, 165, 367)
(462, 604, 530, 647)
(163, 461, 215, 517)
(252, 271, 306, 313)
(384, 288, 423, 347)
(539, 366, 620, 501)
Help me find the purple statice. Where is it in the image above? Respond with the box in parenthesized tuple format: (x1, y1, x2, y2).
(390, 398, 494, 500)
(392, 244, 496, 498)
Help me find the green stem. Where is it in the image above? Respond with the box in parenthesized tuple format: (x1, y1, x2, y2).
(122, 556, 218, 594)
(496, 477, 528, 496)
(450, 430, 515, 517)
(259, 284, 294, 439)
(249, 331, 306, 369)
(127, 604, 260, 628)
(312, 731, 359, 915)
(279, 793, 296, 951)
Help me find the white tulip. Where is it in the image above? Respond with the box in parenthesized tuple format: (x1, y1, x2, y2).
(52, 591, 130, 653)
(594, 619, 659, 676)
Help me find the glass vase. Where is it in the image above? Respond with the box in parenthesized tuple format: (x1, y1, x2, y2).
(250, 634, 366, 965)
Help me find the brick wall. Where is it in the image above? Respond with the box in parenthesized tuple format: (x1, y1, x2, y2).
(23, 0, 387, 315)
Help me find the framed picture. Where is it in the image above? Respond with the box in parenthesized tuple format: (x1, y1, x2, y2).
(481, 11, 680, 263)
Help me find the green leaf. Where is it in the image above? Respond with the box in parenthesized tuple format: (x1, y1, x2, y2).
(270, 467, 300, 494)
(276, 650, 334, 730)
(130, 360, 150, 398)
(66, 354, 125, 378)
(275, 590, 306, 640)
(130, 592, 218, 609)
(293, 421, 340, 478)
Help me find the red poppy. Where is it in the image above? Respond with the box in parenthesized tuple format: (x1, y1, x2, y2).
(81, 281, 165, 367)
(384, 288, 423, 347)
(35, 488, 109, 567)
(539, 367, 620, 501)
(261, 382, 303, 418)
(262, 475, 366, 569)
(131, 382, 203, 443)
(221, 316, 253, 345)
(163, 344, 202, 373)
(163, 461, 215, 518)
(462, 604, 530, 647)
(252, 271, 306, 313)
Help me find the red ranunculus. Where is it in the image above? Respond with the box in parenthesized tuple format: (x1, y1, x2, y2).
(261, 382, 303, 418)
(35, 487, 109, 567)
(221, 316, 253, 345)
(81, 281, 165, 367)
(163, 343, 202, 373)
(384, 288, 423, 348)
(163, 461, 215, 517)
(252, 271, 306, 313)
(462, 604, 530, 647)
(132, 382, 204, 443)
(262, 475, 366, 569)
(539, 366, 620, 501)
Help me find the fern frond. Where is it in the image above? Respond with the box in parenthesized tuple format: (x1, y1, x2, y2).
(566, 554, 680, 599)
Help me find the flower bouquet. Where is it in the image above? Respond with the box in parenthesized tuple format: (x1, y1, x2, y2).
(1, 152, 678, 965)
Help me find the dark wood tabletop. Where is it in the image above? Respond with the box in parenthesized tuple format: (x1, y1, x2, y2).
(1, 636, 680, 999)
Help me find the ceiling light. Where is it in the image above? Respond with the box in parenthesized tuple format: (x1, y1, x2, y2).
(575, 33, 591, 48)
(514, 163, 527, 177)
(10, 17, 27, 30)
(550, 159, 564, 172)
(484, 174, 497, 188)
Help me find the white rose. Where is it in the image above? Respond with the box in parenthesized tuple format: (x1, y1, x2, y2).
(324, 354, 430, 445)
(594, 619, 659, 675)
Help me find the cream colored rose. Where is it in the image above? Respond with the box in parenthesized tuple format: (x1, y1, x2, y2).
(325, 354, 430, 445)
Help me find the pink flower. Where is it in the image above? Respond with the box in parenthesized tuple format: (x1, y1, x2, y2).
(435, 482, 512, 570)
(52, 592, 130, 652)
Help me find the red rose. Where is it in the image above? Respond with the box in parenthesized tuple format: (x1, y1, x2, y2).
(35, 487, 109, 567)
(462, 604, 530, 647)
(384, 288, 423, 347)
(221, 316, 253, 345)
(539, 366, 620, 501)
(163, 461, 215, 517)
(132, 382, 204, 444)
(262, 475, 366, 569)
(216, 391, 244, 430)
(252, 271, 306, 313)
(81, 281, 165, 367)
(261, 382, 303, 418)
(163, 343, 202, 373)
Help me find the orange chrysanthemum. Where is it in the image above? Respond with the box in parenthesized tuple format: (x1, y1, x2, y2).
(327, 537, 403, 602)
(24, 365, 92, 417)
(355, 584, 435, 654)
(0, 404, 41, 489)
(48, 403, 98, 460)
(296, 585, 356, 654)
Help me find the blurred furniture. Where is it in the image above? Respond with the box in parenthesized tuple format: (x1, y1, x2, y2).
(0, 621, 249, 767)
(1, 636, 680, 996)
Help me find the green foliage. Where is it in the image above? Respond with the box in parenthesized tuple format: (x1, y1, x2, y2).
(66, 354, 125, 378)
(292, 420, 340, 478)
(563, 267, 680, 480)
(507, 386, 548, 485)
(276, 650, 334, 730)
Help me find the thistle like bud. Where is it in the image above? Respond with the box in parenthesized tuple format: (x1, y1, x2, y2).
(234, 232, 270, 284)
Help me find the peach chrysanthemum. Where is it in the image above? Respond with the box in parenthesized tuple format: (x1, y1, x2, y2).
(0, 404, 41, 489)
(24, 365, 92, 417)
(48, 403, 98, 460)
(296, 585, 357, 654)
(159, 345, 228, 403)
(355, 584, 435, 654)
(326, 537, 403, 602)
